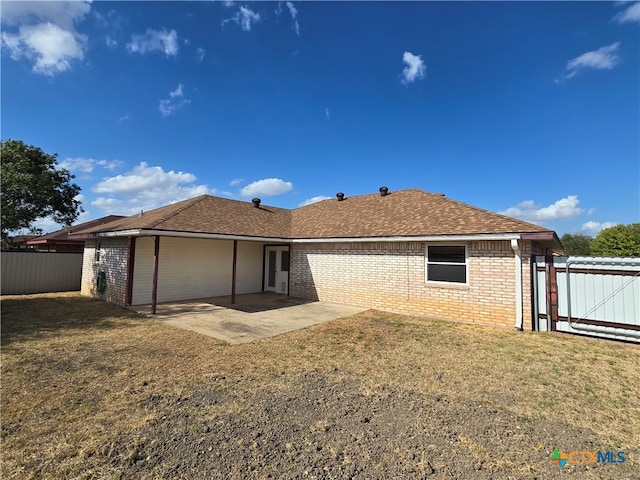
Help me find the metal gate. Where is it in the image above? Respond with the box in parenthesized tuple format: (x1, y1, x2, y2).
(532, 256, 640, 343)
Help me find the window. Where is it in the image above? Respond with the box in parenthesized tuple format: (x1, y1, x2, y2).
(426, 245, 467, 284)
(280, 250, 290, 272)
(95, 241, 101, 263)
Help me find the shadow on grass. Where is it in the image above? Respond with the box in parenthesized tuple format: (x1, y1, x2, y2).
(1, 294, 144, 346)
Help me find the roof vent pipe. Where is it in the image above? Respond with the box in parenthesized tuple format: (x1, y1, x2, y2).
(379, 186, 389, 196)
(252, 198, 261, 208)
(336, 192, 345, 201)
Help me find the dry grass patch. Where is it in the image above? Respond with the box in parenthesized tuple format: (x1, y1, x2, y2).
(2, 294, 639, 479)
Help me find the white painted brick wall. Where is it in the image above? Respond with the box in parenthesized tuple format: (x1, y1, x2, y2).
(290, 240, 537, 328)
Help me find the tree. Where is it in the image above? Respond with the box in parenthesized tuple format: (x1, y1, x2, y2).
(589, 223, 640, 257)
(560, 233, 593, 256)
(1, 139, 82, 238)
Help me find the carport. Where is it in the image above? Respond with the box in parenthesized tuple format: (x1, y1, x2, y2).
(131, 292, 368, 344)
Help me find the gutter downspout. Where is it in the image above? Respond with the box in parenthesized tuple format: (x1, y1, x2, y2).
(511, 239, 523, 330)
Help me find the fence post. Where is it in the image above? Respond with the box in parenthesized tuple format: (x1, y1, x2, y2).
(546, 255, 558, 331)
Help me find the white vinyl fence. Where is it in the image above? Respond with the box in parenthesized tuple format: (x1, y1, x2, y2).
(533, 256, 640, 343)
(1, 251, 83, 295)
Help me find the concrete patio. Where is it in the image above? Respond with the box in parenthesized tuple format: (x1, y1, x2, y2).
(131, 292, 368, 344)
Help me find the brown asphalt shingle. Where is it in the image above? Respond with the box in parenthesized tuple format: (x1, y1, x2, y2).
(75, 195, 291, 238)
(27, 215, 126, 243)
(291, 189, 550, 238)
(73, 188, 553, 239)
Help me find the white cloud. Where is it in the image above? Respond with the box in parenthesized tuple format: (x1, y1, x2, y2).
(239, 178, 293, 197)
(159, 84, 190, 116)
(401, 51, 426, 84)
(239, 6, 260, 31)
(557, 42, 621, 82)
(613, 2, 640, 24)
(298, 195, 331, 207)
(0, 1, 91, 76)
(118, 114, 130, 122)
(582, 221, 617, 234)
(169, 83, 184, 98)
(105, 36, 117, 48)
(222, 5, 260, 32)
(96, 159, 122, 170)
(60, 157, 95, 173)
(229, 178, 244, 186)
(127, 28, 178, 56)
(500, 195, 583, 223)
(325, 108, 331, 120)
(91, 162, 211, 215)
(0, 1, 91, 30)
(60, 157, 122, 173)
(2, 22, 86, 76)
(159, 98, 189, 116)
(29, 210, 93, 235)
(93, 8, 123, 30)
(94, 162, 195, 195)
(196, 47, 206, 62)
(286, 2, 300, 35)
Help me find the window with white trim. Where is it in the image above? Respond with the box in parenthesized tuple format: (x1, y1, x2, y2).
(425, 245, 467, 284)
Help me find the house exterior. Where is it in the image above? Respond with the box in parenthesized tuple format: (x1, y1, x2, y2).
(72, 188, 562, 330)
(2, 235, 37, 250)
(26, 215, 125, 252)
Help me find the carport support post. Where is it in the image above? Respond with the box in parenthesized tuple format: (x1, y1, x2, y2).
(151, 235, 160, 314)
(231, 240, 238, 304)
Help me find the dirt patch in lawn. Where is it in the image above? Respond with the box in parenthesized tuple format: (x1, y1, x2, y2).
(2, 293, 639, 479)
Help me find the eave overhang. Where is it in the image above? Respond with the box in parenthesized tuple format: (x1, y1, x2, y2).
(69, 229, 291, 243)
(291, 233, 523, 243)
(69, 229, 562, 247)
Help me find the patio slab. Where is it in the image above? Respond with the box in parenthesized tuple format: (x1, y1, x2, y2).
(131, 293, 368, 344)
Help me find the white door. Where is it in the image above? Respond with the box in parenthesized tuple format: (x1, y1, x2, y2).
(265, 246, 289, 294)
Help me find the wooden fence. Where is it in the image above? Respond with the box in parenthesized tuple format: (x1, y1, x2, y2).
(1, 251, 83, 295)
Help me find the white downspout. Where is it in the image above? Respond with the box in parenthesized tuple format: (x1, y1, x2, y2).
(511, 239, 523, 330)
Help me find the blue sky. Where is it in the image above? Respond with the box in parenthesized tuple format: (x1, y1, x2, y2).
(2, 1, 639, 236)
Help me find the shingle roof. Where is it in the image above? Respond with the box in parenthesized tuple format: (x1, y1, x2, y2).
(27, 215, 126, 244)
(74, 195, 291, 239)
(72, 188, 555, 240)
(291, 189, 550, 238)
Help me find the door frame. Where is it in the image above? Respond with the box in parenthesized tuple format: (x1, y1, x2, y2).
(262, 244, 290, 295)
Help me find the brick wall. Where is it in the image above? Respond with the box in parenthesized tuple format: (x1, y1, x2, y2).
(81, 238, 130, 305)
(290, 240, 536, 329)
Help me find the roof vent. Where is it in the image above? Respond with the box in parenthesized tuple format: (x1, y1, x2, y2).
(252, 198, 261, 208)
(379, 186, 389, 196)
(336, 192, 345, 201)
(434, 192, 445, 197)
